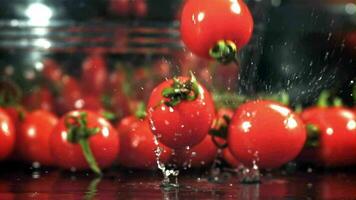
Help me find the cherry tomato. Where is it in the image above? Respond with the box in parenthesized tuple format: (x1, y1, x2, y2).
(300, 107, 356, 167)
(223, 148, 241, 168)
(180, 0, 253, 60)
(175, 135, 217, 168)
(56, 76, 82, 114)
(50, 110, 119, 174)
(23, 87, 54, 112)
(117, 117, 171, 169)
(147, 75, 215, 149)
(109, 0, 130, 16)
(42, 59, 63, 83)
(133, 0, 147, 18)
(0, 108, 15, 160)
(17, 110, 58, 166)
(81, 55, 108, 95)
(228, 100, 306, 169)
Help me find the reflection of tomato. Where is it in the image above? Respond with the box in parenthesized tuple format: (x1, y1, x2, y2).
(148, 76, 215, 149)
(18, 110, 58, 166)
(117, 117, 171, 169)
(0, 181, 14, 200)
(23, 87, 54, 112)
(319, 174, 356, 199)
(18, 172, 59, 200)
(0, 108, 15, 160)
(301, 107, 356, 167)
(175, 135, 217, 168)
(50, 110, 119, 173)
(228, 100, 306, 169)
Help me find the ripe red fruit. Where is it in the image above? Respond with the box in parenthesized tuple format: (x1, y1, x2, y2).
(228, 100, 306, 169)
(147, 74, 215, 149)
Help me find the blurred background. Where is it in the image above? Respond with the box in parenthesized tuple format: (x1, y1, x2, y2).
(0, 0, 355, 117)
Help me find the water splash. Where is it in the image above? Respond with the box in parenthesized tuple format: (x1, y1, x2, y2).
(238, 160, 261, 184)
(154, 136, 179, 188)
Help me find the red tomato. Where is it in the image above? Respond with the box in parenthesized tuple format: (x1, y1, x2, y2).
(175, 135, 217, 168)
(147, 76, 215, 149)
(180, 0, 253, 59)
(300, 107, 356, 166)
(133, 0, 147, 18)
(109, 0, 130, 16)
(3, 106, 26, 128)
(81, 55, 108, 95)
(56, 76, 82, 114)
(0, 108, 15, 160)
(42, 59, 63, 83)
(117, 117, 171, 169)
(223, 148, 241, 168)
(17, 110, 58, 166)
(228, 100, 306, 169)
(50, 110, 119, 173)
(23, 87, 54, 112)
(111, 91, 131, 119)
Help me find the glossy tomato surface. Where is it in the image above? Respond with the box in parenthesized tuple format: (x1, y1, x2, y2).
(0, 108, 15, 160)
(117, 117, 171, 169)
(147, 77, 215, 149)
(175, 135, 217, 168)
(50, 110, 119, 170)
(228, 100, 306, 169)
(18, 110, 58, 166)
(301, 107, 356, 166)
(180, 0, 253, 59)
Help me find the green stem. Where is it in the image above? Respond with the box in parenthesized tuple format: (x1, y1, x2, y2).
(79, 139, 102, 176)
(305, 124, 320, 148)
(209, 40, 238, 65)
(317, 90, 330, 108)
(135, 102, 147, 119)
(333, 97, 343, 107)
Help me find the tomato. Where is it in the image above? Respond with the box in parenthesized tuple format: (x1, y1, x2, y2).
(117, 117, 171, 169)
(223, 148, 241, 168)
(175, 135, 217, 168)
(42, 59, 63, 83)
(111, 91, 131, 119)
(147, 75, 215, 149)
(81, 55, 108, 96)
(228, 100, 306, 169)
(56, 76, 82, 114)
(17, 110, 58, 166)
(23, 87, 54, 112)
(180, 0, 253, 61)
(109, 0, 130, 16)
(0, 108, 15, 160)
(133, 0, 147, 18)
(50, 110, 119, 174)
(300, 107, 356, 167)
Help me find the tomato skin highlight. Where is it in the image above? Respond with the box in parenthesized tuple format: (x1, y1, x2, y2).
(180, 0, 254, 59)
(147, 77, 215, 149)
(117, 117, 171, 169)
(50, 110, 119, 170)
(17, 110, 58, 166)
(300, 107, 356, 167)
(0, 108, 15, 160)
(228, 100, 306, 169)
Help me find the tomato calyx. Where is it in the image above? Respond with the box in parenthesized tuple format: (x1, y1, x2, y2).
(209, 40, 238, 64)
(0, 79, 22, 107)
(65, 112, 102, 176)
(161, 72, 200, 107)
(134, 102, 147, 119)
(305, 124, 320, 148)
(209, 114, 231, 149)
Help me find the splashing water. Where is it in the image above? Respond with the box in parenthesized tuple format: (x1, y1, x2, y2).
(238, 160, 261, 184)
(154, 136, 179, 188)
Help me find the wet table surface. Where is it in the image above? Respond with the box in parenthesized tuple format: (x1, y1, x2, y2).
(1, 163, 356, 200)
